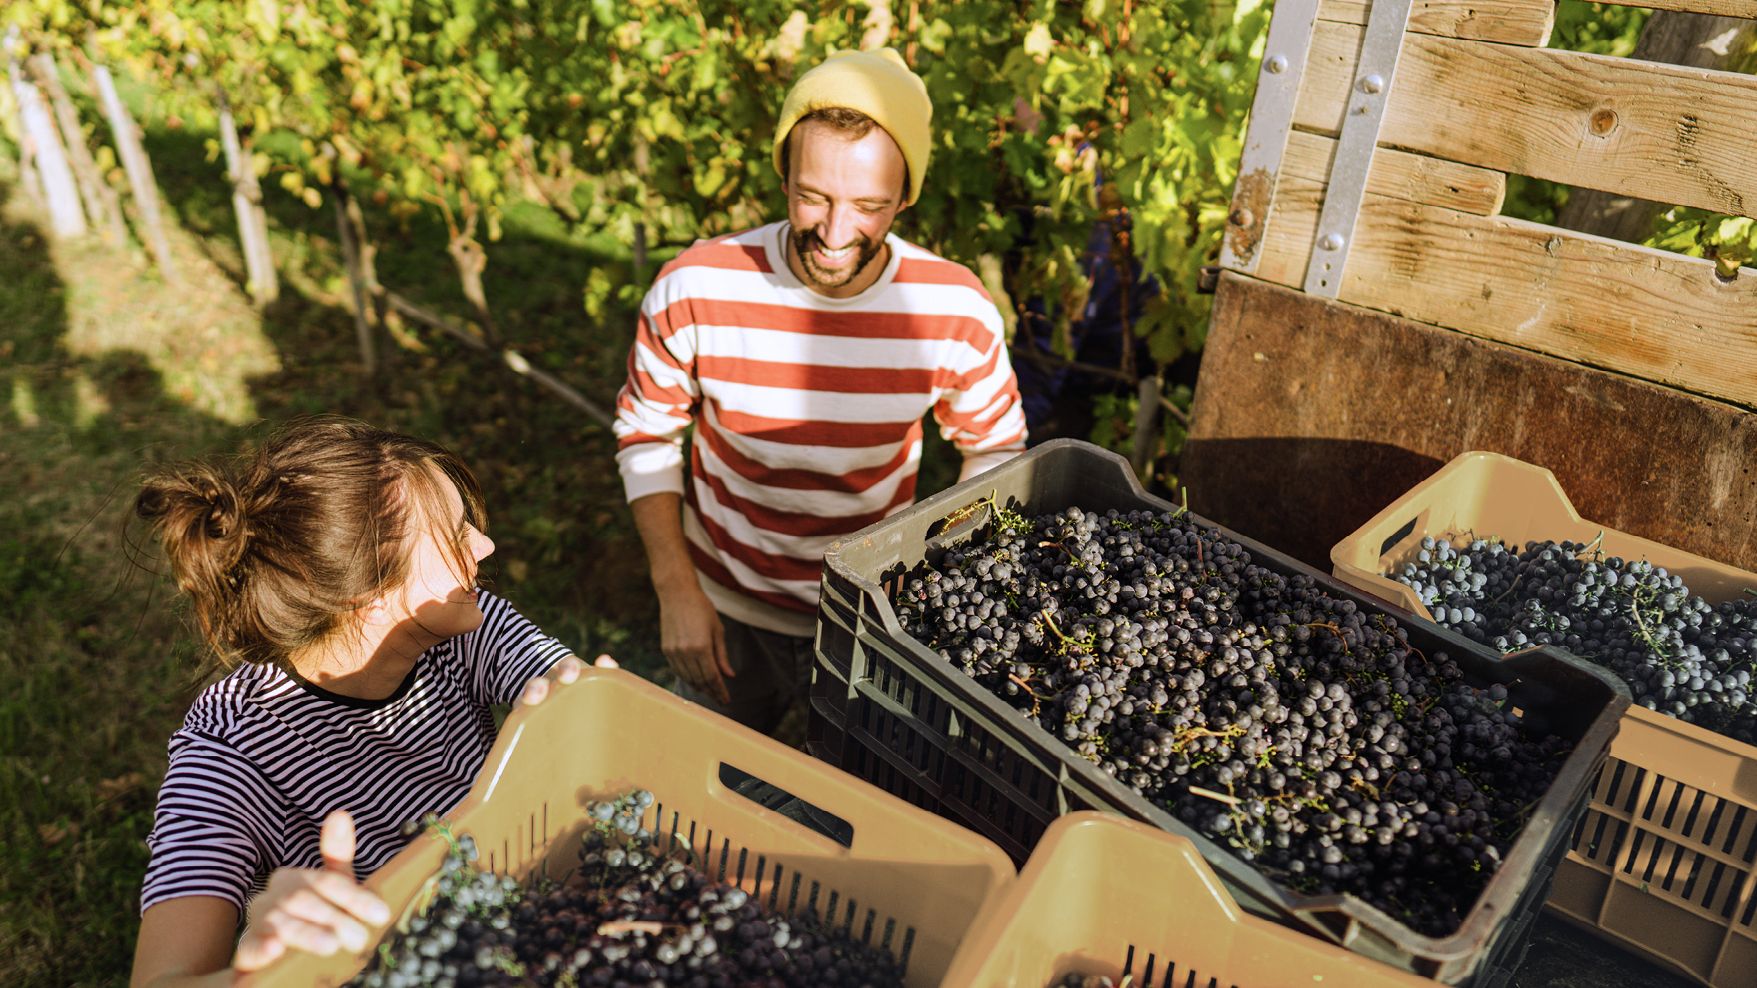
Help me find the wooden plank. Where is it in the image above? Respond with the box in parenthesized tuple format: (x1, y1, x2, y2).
(1297, 22, 1757, 220)
(1255, 176, 1757, 408)
(1282, 130, 1504, 215)
(1318, 0, 1554, 45)
(1595, 0, 1757, 16)
(1182, 273, 1757, 573)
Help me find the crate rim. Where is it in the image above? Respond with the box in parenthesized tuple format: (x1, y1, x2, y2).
(1330, 448, 1757, 766)
(820, 438, 1631, 964)
(257, 667, 1019, 988)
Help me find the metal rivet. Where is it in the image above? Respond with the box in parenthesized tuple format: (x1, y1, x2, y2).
(1320, 233, 1344, 252)
(1359, 74, 1384, 95)
(1266, 55, 1288, 75)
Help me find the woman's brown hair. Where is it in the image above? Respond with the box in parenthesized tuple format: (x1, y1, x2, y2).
(135, 416, 487, 671)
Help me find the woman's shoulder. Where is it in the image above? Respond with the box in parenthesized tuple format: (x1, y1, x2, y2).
(171, 663, 292, 753)
(463, 588, 535, 640)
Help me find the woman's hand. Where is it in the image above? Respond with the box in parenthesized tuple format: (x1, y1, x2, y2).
(518, 653, 618, 707)
(231, 812, 390, 974)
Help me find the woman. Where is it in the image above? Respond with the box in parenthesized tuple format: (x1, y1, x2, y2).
(130, 417, 609, 986)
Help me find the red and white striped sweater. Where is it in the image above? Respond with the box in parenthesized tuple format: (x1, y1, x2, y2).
(614, 221, 1028, 636)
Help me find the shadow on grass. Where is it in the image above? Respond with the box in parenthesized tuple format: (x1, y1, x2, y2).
(0, 176, 237, 987)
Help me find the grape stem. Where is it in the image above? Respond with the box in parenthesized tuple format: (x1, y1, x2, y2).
(1572, 530, 1606, 561)
(1187, 785, 1241, 806)
(1305, 622, 1353, 655)
(1627, 583, 1674, 662)
(1039, 608, 1095, 654)
(1490, 574, 1524, 606)
(598, 920, 674, 937)
(1170, 723, 1245, 754)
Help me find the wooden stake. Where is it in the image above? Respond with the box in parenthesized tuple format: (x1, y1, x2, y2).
(27, 53, 125, 245)
(331, 179, 377, 374)
(216, 94, 277, 306)
(6, 50, 85, 237)
(1129, 375, 1161, 480)
(382, 290, 615, 429)
(87, 58, 177, 281)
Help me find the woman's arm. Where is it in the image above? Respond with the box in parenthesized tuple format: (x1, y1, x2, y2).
(131, 897, 237, 988)
(131, 812, 389, 988)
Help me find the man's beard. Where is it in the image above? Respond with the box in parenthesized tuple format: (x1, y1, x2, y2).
(790, 226, 886, 291)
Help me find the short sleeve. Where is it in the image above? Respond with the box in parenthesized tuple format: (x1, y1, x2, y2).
(456, 591, 573, 705)
(140, 735, 284, 915)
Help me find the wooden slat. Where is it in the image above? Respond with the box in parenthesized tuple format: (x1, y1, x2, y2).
(1255, 176, 1757, 408)
(1318, 0, 1554, 45)
(1182, 273, 1757, 573)
(1298, 22, 1757, 220)
(1595, 0, 1757, 16)
(1282, 130, 1504, 215)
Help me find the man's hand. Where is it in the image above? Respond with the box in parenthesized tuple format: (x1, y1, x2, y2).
(627, 492, 736, 705)
(657, 582, 734, 705)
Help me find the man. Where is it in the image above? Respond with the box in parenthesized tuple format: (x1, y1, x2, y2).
(613, 48, 1028, 734)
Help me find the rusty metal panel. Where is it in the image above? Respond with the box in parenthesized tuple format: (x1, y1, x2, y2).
(1182, 272, 1757, 573)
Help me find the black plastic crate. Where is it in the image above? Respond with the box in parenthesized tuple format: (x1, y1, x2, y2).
(807, 439, 1630, 984)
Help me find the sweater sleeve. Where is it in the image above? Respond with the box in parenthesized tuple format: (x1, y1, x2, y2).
(140, 735, 284, 915)
(456, 591, 574, 705)
(613, 271, 699, 503)
(933, 302, 1029, 471)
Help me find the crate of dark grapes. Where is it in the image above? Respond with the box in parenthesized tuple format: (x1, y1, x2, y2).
(946, 812, 1446, 988)
(1333, 450, 1757, 988)
(254, 667, 1015, 988)
(808, 438, 1628, 984)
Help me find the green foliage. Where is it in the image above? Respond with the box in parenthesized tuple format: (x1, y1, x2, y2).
(1550, 0, 1650, 57)
(13, 0, 1747, 474)
(11, 0, 1270, 480)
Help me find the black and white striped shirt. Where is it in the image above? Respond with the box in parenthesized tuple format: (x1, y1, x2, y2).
(140, 591, 570, 914)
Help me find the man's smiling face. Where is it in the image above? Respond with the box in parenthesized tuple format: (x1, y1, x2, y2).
(782, 118, 909, 298)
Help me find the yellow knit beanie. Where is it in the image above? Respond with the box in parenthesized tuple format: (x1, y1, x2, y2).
(772, 48, 932, 206)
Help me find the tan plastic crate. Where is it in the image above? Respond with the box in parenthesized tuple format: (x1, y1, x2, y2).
(1331, 450, 1757, 987)
(945, 812, 1440, 988)
(254, 667, 1015, 988)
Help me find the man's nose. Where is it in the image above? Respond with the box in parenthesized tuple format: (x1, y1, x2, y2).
(822, 204, 858, 249)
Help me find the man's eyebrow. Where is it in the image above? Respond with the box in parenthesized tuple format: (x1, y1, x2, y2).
(796, 185, 894, 207)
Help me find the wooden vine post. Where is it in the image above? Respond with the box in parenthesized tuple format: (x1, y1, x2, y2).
(442, 204, 497, 344)
(329, 173, 382, 375)
(26, 52, 125, 245)
(215, 93, 278, 307)
(5, 35, 85, 238)
(87, 55, 178, 281)
(1183, 0, 1757, 574)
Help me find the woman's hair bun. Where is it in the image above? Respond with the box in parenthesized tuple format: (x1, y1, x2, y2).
(197, 476, 245, 541)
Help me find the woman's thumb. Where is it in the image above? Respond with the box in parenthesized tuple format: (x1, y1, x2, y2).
(320, 810, 357, 876)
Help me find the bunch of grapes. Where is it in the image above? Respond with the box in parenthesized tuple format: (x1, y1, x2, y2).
(349, 792, 905, 988)
(1394, 535, 1757, 745)
(892, 505, 1574, 937)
